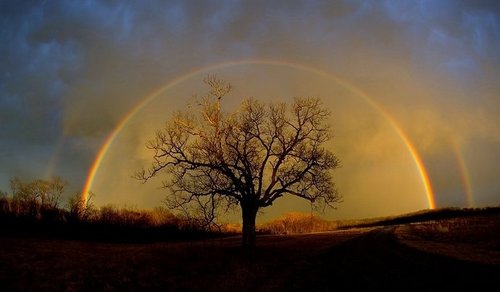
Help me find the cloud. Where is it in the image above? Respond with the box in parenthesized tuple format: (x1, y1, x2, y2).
(1, 0, 499, 217)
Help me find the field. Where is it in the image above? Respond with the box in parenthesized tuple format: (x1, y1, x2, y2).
(1, 211, 499, 291)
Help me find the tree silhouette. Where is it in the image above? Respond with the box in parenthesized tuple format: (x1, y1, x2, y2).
(10, 176, 66, 219)
(68, 191, 96, 222)
(136, 76, 341, 247)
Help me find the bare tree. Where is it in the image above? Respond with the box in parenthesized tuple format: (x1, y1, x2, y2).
(136, 76, 341, 247)
(10, 176, 66, 218)
(68, 192, 96, 222)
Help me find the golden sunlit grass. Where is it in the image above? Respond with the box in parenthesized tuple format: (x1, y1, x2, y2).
(396, 214, 500, 265)
(258, 212, 337, 234)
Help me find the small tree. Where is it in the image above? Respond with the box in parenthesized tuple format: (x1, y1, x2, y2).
(10, 177, 66, 218)
(68, 192, 96, 222)
(136, 76, 341, 247)
(0, 190, 10, 217)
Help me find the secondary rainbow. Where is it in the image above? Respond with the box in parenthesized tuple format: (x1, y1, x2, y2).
(451, 138, 474, 207)
(81, 59, 436, 209)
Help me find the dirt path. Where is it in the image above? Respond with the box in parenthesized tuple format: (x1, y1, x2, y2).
(285, 227, 500, 291)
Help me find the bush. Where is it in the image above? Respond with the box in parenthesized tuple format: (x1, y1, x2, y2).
(259, 212, 336, 235)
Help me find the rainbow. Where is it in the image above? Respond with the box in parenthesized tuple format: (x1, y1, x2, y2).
(81, 59, 436, 209)
(45, 136, 65, 180)
(451, 139, 474, 207)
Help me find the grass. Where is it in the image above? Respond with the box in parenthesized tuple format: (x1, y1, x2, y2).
(0, 230, 364, 291)
(1, 208, 499, 290)
(396, 213, 500, 265)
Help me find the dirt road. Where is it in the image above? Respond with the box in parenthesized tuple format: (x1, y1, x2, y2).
(284, 227, 500, 291)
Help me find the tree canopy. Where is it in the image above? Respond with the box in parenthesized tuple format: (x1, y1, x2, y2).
(137, 76, 341, 247)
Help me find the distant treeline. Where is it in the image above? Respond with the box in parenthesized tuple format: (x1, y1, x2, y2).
(335, 207, 500, 229)
(0, 177, 235, 242)
(257, 207, 500, 235)
(2, 177, 499, 239)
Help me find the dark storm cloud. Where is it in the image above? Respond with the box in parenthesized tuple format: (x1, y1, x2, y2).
(0, 1, 80, 188)
(0, 0, 499, 211)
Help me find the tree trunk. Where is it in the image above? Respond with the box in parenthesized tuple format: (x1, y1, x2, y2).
(241, 204, 258, 248)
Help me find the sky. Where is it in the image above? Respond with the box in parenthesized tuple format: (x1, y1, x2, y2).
(1, 0, 499, 222)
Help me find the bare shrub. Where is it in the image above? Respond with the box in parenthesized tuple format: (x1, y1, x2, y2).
(10, 177, 66, 219)
(259, 212, 336, 235)
(68, 192, 96, 222)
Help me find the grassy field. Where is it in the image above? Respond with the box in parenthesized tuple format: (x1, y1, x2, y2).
(396, 213, 500, 265)
(0, 230, 363, 291)
(1, 212, 499, 291)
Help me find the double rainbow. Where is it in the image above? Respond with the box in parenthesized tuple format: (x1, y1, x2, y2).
(81, 59, 437, 209)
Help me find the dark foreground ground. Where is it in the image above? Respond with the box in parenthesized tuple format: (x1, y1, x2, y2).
(1, 219, 499, 291)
